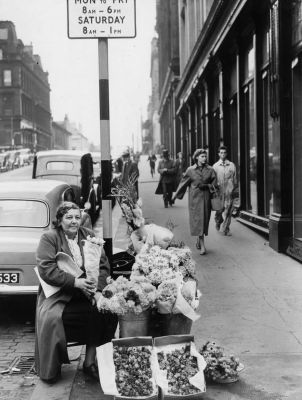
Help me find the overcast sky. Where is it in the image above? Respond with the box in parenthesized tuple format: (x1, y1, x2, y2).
(0, 0, 157, 155)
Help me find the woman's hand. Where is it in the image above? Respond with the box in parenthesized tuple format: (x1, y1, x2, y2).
(74, 278, 96, 297)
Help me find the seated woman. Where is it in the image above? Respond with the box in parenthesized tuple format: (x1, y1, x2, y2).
(35, 201, 117, 383)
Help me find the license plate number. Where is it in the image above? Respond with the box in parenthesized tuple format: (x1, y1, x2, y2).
(0, 272, 20, 284)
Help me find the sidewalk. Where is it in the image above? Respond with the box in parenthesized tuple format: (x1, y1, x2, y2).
(30, 158, 302, 399)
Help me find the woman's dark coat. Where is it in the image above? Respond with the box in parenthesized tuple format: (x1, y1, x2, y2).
(35, 226, 110, 380)
(174, 164, 217, 236)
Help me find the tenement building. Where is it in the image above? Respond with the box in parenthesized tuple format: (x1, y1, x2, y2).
(156, 0, 302, 260)
(0, 21, 51, 151)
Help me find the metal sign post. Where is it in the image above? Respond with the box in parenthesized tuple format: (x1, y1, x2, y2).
(67, 0, 136, 266)
(98, 37, 112, 261)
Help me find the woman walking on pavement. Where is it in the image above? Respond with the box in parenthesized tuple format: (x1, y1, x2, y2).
(155, 149, 177, 208)
(172, 149, 217, 255)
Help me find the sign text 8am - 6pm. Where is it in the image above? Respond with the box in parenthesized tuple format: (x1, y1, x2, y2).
(67, 0, 136, 39)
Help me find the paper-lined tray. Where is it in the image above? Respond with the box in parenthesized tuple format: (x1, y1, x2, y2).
(153, 335, 206, 399)
(97, 336, 158, 400)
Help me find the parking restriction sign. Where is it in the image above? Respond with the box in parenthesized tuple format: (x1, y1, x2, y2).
(67, 0, 136, 39)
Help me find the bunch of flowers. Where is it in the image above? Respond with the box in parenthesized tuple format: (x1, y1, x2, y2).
(113, 345, 155, 397)
(131, 245, 197, 286)
(156, 280, 179, 313)
(111, 177, 144, 231)
(130, 244, 201, 317)
(97, 275, 156, 315)
(157, 346, 200, 395)
(199, 341, 243, 382)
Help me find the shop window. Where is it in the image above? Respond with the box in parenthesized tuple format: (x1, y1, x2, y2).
(229, 97, 238, 169)
(292, 0, 302, 47)
(244, 82, 257, 214)
(292, 56, 302, 240)
(3, 70, 12, 87)
(263, 71, 280, 217)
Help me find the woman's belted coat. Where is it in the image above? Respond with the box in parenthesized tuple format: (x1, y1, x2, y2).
(174, 164, 217, 236)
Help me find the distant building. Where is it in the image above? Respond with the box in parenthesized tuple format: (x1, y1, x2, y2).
(150, 37, 161, 152)
(0, 21, 51, 151)
(51, 120, 72, 150)
(59, 114, 89, 151)
(156, 0, 180, 157)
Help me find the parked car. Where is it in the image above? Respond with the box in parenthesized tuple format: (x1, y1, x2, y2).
(19, 148, 33, 166)
(5, 150, 17, 170)
(0, 180, 76, 296)
(0, 152, 9, 172)
(32, 150, 100, 224)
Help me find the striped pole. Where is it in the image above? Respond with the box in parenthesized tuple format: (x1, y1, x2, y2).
(98, 38, 112, 266)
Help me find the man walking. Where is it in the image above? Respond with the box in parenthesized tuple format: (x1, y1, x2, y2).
(156, 149, 176, 208)
(213, 146, 238, 236)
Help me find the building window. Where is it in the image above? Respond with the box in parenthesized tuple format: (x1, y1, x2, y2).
(292, 56, 302, 240)
(0, 49, 3, 60)
(292, 0, 302, 47)
(3, 70, 12, 86)
(0, 28, 8, 40)
(263, 71, 280, 217)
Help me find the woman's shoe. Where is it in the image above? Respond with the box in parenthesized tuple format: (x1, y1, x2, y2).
(200, 248, 206, 255)
(196, 240, 201, 250)
(83, 363, 99, 381)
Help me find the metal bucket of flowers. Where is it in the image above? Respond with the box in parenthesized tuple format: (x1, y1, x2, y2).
(130, 245, 201, 337)
(97, 275, 157, 338)
(199, 341, 245, 384)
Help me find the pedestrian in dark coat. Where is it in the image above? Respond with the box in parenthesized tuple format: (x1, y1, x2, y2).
(156, 149, 177, 208)
(175, 151, 185, 187)
(172, 149, 217, 255)
(147, 152, 157, 178)
(121, 151, 139, 198)
(35, 202, 117, 383)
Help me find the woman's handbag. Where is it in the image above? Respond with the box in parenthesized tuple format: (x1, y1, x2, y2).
(211, 188, 223, 211)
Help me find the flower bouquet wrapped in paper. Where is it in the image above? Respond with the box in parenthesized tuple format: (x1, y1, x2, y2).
(82, 235, 105, 288)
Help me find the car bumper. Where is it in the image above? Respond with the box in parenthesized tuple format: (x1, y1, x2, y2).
(0, 284, 38, 295)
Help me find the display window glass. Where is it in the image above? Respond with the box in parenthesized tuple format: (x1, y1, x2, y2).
(292, 56, 302, 240)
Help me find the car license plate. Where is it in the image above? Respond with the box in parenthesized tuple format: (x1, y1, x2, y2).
(0, 272, 20, 284)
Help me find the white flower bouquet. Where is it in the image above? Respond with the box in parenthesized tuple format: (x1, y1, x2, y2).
(82, 235, 105, 288)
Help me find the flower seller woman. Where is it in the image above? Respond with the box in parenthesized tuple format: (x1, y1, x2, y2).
(35, 202, 117, 383)
(172, 149, 217, 255)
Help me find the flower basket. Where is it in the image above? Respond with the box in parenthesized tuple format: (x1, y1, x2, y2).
(199, 341, 244, 384)
(150, 312, 192, 337)
(119, 309, 151, 338)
